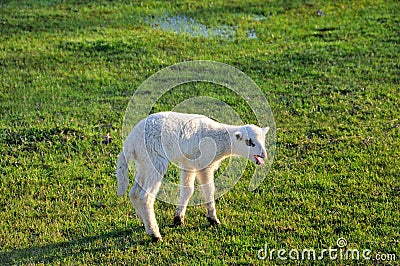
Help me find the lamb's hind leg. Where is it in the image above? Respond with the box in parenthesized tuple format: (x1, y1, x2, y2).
(174, 169, 196, 226)
(129, 160, 167, 242)
(198, 168, 220, 226)
(129, 181, 144, 225)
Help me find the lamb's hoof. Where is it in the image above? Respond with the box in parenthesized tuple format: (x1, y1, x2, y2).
(207, 217, 221, 226)
(174, 216, 184, 226)
(150, 235, 163, 242)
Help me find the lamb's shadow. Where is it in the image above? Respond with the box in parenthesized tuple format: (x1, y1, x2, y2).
(0, 227, 145, 265)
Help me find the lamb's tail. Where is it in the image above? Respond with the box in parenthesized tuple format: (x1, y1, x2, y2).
(116, 151, 129, 196)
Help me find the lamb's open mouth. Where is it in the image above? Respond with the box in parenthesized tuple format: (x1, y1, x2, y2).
(254, 155, 265, 165)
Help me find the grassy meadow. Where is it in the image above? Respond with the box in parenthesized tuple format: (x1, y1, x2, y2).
(0, 0, 399, 265)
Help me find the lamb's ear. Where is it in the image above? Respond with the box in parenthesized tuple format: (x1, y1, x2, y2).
(263, 127, 270, 135)
(234, 131, 242, 140)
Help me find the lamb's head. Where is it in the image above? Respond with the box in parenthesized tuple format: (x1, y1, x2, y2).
(232, 125, 270, 165)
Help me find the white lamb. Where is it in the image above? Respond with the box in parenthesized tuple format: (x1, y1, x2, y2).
(116, 111, 269, 241)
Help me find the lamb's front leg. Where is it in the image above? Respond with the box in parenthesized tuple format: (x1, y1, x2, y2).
(198, 168, 220, 226)
(174, 169, 196, 226)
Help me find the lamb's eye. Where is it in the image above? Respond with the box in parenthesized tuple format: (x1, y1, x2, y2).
(245, 138, 255, 147)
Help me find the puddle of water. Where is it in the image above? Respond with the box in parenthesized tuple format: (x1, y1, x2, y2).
(147, 14, 243, 39)
(248, 28, 258, 39)
(251, 15, 268, 21)
(147, 14, 236, 39)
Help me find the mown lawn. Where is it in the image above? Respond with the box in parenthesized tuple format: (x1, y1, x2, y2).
(0, 0, 399, 265)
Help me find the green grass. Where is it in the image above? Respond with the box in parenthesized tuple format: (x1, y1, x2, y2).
(1, 0, 399, 265)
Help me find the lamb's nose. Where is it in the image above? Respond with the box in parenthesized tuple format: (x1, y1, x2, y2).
(260, 151, 266, 158)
